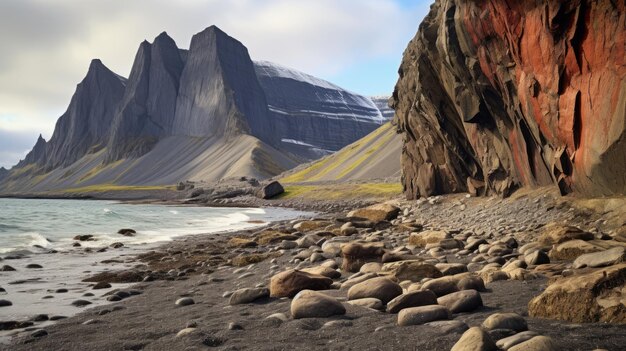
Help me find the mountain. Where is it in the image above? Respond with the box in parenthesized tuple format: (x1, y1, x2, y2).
(254, 61, 385, 158)
(279, 121, 401, 183)
(1, 26, 390, 194)
(392, 0, 626, 198)
(0, 167, 7, 182)
(44, 59, 127, 170)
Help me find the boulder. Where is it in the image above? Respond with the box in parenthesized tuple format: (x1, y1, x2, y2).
(229, 287, 269, 305)
(437, 289, 483, 313)
(386, 290, 438, 313)
(538, 224, 594, 245)
(294, 220, 331, 232)
(256, 181, 284, 199)
(117, 228, 136, 236)
(347, 203, 400, 222)
(254, 230, 298, 245)
(408, 230, 450, 247)
(549, 240, 604, 260)
(290, 290, 345, 319)
(269, 269, 333, 298)
(482, 313, 528, 332)
(347, 277, 402, 304)
(436, 263, 468, 276)
(496, 331, 540, 350)
(528, 263, 626, 323)
(421, 275, 466, 297)
(397, 305, 451, 326)
(508, 336, 558, 351)
(524, 250, 550, 266)
(341, 242, 385, 273)
(301, 266, 341, 279)
(227, 237, 257, 248)
(573, 247, 626, 269)
(346, 298, 384, 310)
(381, 260, 442, 282)
(451, 327, 498, 351)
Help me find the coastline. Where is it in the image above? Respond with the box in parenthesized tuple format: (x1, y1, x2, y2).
(3, 187, 626, 350)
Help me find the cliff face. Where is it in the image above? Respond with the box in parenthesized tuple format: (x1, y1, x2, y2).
(392, 0, 626, 198)
(44, 59, 126, 170)
(106, 32, 184, 161)
(254, 61, 386, 158)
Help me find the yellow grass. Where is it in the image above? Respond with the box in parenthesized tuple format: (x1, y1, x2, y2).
(278, 182, 402, 201)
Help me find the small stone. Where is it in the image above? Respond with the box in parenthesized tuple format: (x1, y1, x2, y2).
(228, 288, 269, 305)
(451, 326, 498, 351)
(437, 289, 483, 314)
(386, 290, 438, 313)
(175, 297, 195, 307)
(117, 228, 136, 236)
(291, 290, 346, 319)
(425, 320, 469, 334)
(31, 329, 48, 338)
(323, 320, 353, 328)
(26, 264, 43, 269)
(71, 300, 92, 307)
(397, 305, 451, 326)
(482, 313, 528, 332)
(269, 269, 333, 298)
(266, 313, 289, 322)
(524, 250, 550, 266)
(31, 314, 49, 322)
(508, 336, 557, 351)
(347, 277, 402, 304)
(496, 331, 539, 350)
(176, 327, 196, 337)
(1, 265, 16, 271)
(92, 282, 111, 290)
(0, 300, 12, 307)
(573, 247, 625, 269)
(228, 322, 243, 330)
(346, 298, 384, 310)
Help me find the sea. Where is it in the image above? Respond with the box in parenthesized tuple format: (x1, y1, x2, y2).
(0, 198, 309, 340)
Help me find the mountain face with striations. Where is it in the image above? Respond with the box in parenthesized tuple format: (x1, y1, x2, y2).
(1, 26, 388, 194)
(392, 0, 625, 199)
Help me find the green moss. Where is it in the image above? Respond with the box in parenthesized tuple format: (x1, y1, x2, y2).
(278, 182, 402, 201)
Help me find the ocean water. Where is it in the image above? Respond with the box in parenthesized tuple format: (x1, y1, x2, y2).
(0, 198, 306, 254)
(0, 198, 309, 338)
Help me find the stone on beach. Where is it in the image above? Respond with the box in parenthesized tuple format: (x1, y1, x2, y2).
(397, 305, 451, 326)
(451, 327, 498, 351)
(175, 297, 195, 307)
(290, 290, 346, 319)
(228, 287, 269, 305)
(482, 313, 528, 332)
(347, 276, 402, 304)
(269, 269, 333, 298)
(573, 247, 625, 269)
(341, 242, 385, 273)
(256, 181, 284, 199)
(0, 300, 12, 307)
(437, 289, 483, 314)
(347, 203, 400, 222)
(386, 290, 438, 313)
(347, 298, 384, 310)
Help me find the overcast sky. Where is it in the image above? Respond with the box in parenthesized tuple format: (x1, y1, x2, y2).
(0, 0, 430, 169)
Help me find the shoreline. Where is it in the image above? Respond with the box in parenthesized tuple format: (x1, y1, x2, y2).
(3, 188, 626, 350)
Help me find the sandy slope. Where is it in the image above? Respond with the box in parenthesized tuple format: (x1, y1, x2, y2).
(0, 135, 301, 194)
(279, 122, 401, 183)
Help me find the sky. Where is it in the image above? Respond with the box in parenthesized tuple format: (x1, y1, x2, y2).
(0, 0, 431, 169)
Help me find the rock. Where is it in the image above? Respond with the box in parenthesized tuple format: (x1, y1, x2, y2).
(266, 313, 289, 322)
(293, 220, 331, 232)
(301, 266, 341, 279)
(508, 336, 558, 351)
(254, 230, 298, 245)
(573, 247, 626, 269)
(117, 229, 136, 236)
(437, 289, 483, 313)
(451, 327, 498, 351)
(457, 276, 486, 291)
(347, 277, 402, 304)
(359, 262, 383, 274)
(408, 230, 450, 247)
(228, 322, 243, 330)
(73, 234, 94, 241)
(421, 276, 462, 297)
(524, 250, 550, 266)
(1, 265, 16, 271)
(391, 0, 626, 198)
(436, 263, 468, 276)
(340, 273, 378, 291)
(381, 260, 442, 282)
(176, 327, 197, 337)
(549, 240, 604, 260)
(256, 181, 284, 199)
(425, 320, 469, 334)
(482, 313, 528, 332)
(295, 233, 322, 248)
(397, 305, 451, 326)
(71, 300, 92, 307)
(175, 297, 195, 307)
(25, 264, 43, 269)
(347, 203, 400, 222)
(92, 282, 111, 290)
(31, 329, 48, 338)
(269, 269, 333, 298)
(227, 237, 258, 248)
(229, 287, 269, 305)
(386, 290, 438, 313)
(110, 242, 124, 249)
(346, 298, 384, 310)
(0, 300, 12, 307)
(528, 263, 626, 323)
(539, 224, 594, 245)
(290, 290, 346, 319)
(496, 331, 540, 350)
(341, 242, 385, 272)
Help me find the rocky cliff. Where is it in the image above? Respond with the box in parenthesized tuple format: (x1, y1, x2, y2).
(255, 61, 385, 158)
(392, 0, 625, 198)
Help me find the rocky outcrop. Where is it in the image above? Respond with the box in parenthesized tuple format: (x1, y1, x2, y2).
(16, 134, 47, 167)
(106, 32, 184, 161)
(255, 61, 386, 158)
(392, 0, 626, 198)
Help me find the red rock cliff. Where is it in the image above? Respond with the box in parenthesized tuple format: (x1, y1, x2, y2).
(392, 0, 625, 198)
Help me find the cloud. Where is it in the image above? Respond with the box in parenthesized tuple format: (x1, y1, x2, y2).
(0, 0, 429, 168)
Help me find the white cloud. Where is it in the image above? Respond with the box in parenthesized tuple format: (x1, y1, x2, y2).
(0, 0, 429, 168)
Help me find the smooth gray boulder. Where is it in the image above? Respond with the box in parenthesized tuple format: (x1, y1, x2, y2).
(573, 247, 625, 269)
(290, 290, 345, 319)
